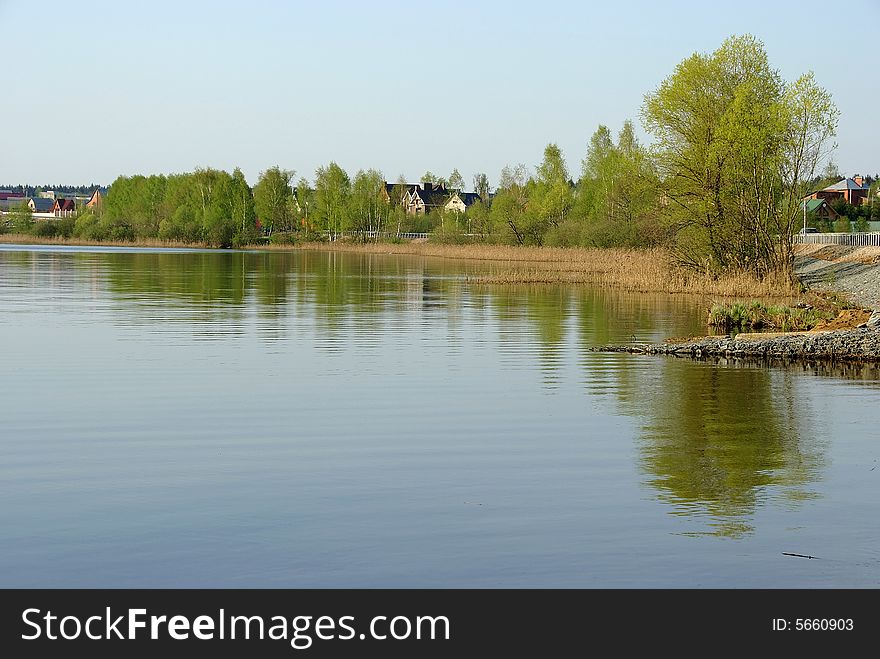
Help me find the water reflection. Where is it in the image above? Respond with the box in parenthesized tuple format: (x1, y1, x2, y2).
(0, 246, 863, 549)
(618, 360, 826, 537)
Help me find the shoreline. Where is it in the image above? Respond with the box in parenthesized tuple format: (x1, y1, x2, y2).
(593, 324, 880, 363)
(0, 234, 798, 298)
(8, 234, 880, 362)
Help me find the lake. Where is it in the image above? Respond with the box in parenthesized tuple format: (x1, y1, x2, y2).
(1, 244, 877, 587)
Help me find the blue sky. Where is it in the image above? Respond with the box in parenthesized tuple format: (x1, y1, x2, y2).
(2, 0, 877, 187)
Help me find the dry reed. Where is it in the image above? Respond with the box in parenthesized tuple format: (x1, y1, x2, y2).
(0, 234, 210, 249)
(0, 234, 798, 298)
(275, 242, 798, 298)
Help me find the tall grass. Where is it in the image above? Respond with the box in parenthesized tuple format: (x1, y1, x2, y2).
(0, 233, 211, 249)
(707, 302, 829, 332)
(278, 242, 799, 297)
(0, 233, 800, 299)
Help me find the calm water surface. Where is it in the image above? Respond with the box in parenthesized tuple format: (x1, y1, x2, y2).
(1, 245, 878, 587)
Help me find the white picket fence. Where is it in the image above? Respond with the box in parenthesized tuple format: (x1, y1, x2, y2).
(793, 232, 880, 247)
(325, 231, 431, 240)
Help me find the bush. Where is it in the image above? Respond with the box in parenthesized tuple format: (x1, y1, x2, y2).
(833, 217, 852, 233)
(31, 221, 59, 238)
(707, 301, 828, 332)
(429, 223, 472, 245)
(7, 209, 34, 234)
(543, 219, 586, 247)
(268, 232, 298, 245)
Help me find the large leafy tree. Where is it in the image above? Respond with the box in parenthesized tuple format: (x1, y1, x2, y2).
(530, 143, 573, 234)
(577, 122, 661, 247)
(230, 167, 257, 245)
(253, 166, 295, 236)
(490, 163, 531, 244)
(350, 168, 386, 239)
(642, 34, 838, 276)
(314, 162, 351, 239)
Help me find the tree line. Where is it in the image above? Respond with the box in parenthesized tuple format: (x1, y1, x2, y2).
(3, 35, 866, 278)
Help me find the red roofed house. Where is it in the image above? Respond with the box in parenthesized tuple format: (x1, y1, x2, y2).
(805, 176, 870, 206)
(53, 198, 76, 217)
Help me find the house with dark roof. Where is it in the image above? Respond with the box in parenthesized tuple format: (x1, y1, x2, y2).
(406, 182, 450, 215)
(53, 198, 77, 217)
(28, 197, 55, 213)
(381, 181, 484, 216)
(382, 182, 420, 204)
(444, 191, 482, 213)
(806, 176, 870, 206)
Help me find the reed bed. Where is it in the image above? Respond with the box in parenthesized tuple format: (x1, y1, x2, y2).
(280, 242, 799, 298)
(1, 234, 799, 299)
(0, 234, 206, 249)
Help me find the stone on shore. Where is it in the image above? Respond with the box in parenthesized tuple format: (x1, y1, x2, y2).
(593, 327, 880, 362)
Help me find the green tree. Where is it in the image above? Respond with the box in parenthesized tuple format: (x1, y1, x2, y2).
(194, 168, 236, 247)
(642, 34, 838, 276)
(389, 174, 409, 237)
(295, 176, 313, 230)
(230, 167, 257, 245)
(490, 164, 531, 244)
(529, 143, 574, 240)
(350, 169, 386, 240)
(253, 166, 295, 236)
(314, 162, 351, 240)
(576, 122, 662, 248)
(7, 201, 34, 234)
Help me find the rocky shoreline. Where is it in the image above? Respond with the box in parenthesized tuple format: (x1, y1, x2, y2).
(594, 327, 880, 362)
(594, 246, 880, 364)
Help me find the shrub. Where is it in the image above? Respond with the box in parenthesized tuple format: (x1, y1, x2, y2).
(707, 301, 828, 332)
(31, 221, 59, 238)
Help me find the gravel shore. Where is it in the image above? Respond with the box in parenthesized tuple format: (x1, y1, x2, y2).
(794, 244, 880, 310)
(593, 327, 880, 362)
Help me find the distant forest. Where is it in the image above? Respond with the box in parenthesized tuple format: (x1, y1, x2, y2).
(0, 184, 105, 196)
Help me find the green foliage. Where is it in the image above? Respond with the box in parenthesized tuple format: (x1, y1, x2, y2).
(429, 222, 473, 244)
(97, 168, 257, 246)
(31, 221, 57, 237)
(462, 199, 492, 237)
(833, 216, 852, 233)
(6, 202, 34, 233)
(707, 301, 828, 332)
(56, 216, 75, 238)
(314, 162, 351, 238)
(577, 122, 662, 248)
(253, 166, 295, 236)
(350, 168, 388, 239)
(642, 34, 839, 276)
